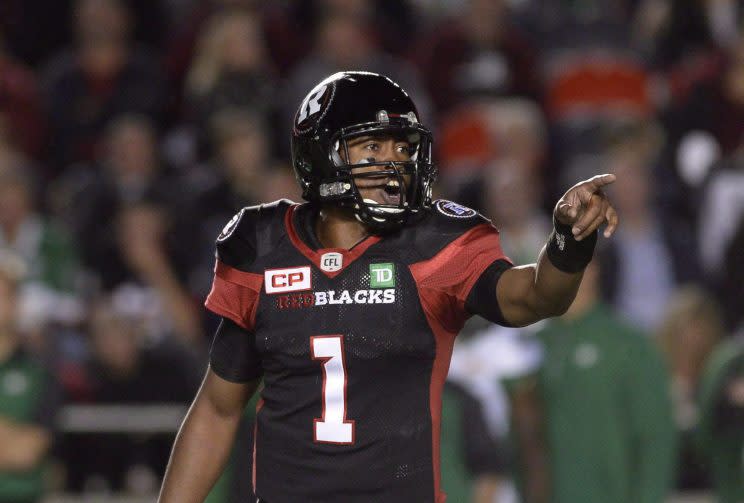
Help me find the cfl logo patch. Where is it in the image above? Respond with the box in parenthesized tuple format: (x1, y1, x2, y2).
(320, 252, 343, 272)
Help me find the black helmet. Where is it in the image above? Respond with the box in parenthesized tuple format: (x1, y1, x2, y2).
(291, 71, 436, 230)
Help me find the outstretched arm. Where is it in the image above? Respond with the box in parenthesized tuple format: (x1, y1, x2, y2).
(158, 367, 259, 503)
(497, 174, 619, 327)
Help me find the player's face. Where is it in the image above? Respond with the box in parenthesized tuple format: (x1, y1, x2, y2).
(344, 134, 413, 206)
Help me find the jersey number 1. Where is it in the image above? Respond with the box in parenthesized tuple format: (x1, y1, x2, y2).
(310, 335, 355, 444)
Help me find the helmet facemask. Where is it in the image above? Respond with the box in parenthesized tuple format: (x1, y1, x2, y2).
(318, 119, 435, 232)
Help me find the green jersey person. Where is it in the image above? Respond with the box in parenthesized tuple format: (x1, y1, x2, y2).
(697, 339, 744, 503)
(0, 253, 60, 503)
(534, 262, 676, 503)
(657, 287, 744, 502)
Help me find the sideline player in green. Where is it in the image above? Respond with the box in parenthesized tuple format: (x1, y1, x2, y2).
(159, 71, 618, 503)
(697, 338, 744, 503)
(0, 253, 60, 503)
(531, 261, 676, 503)
(660, 288, 744, 503)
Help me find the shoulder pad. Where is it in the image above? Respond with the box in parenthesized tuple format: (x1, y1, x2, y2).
(216, 199, 295, 270)
(391, 200, 497, 263)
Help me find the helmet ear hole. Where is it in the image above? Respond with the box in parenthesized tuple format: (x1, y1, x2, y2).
(330, 140, 345, 167)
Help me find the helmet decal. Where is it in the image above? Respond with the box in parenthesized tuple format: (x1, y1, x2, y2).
(294, 83, 335, 134)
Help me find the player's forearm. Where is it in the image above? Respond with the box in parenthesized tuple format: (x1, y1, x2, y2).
(498, 249, 584, 327)
(530, 246, 584, 317)
(158, 393, 243, 503)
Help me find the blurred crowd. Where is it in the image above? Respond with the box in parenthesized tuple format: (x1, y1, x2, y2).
(0, 0, 743, 501)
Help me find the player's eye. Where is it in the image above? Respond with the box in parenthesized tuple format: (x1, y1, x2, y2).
(364, 142, 380, 151)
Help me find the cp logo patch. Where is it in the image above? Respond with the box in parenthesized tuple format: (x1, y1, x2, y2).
(265, 266, 312, 294)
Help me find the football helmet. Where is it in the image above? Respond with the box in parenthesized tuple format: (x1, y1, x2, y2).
(291, 71, 435, 230)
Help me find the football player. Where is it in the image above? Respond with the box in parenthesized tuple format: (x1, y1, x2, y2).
(159, 71, 618, 503)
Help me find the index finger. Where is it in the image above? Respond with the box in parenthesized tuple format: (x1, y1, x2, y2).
(586, 173, 616, 190)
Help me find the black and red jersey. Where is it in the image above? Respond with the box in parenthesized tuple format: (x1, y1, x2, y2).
(206, 199, 512, 503)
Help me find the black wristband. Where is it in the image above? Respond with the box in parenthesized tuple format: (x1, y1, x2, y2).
(546, 217, 597, 273)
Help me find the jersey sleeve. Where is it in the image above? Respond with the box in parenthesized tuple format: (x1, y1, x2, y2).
(410, 222, 513, 332)
(204, 207, 263, 331)
(210, 317, 264, 382)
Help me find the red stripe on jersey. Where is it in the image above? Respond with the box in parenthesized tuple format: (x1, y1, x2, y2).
(409, 223, 509, 331)
(425, 319, 456, 503)
(284, 204, 382, 278)
(253, 398, 265, 494)
(204, 261, 263, 330)
(409, 223, 508, 503)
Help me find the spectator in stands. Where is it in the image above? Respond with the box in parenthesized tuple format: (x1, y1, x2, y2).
(165, 0, 304, 92)
(0, 33, 45, 160)
(483, 161, 549, 267)
(451, 100, 550, 264)
(0, 251, 61, 503)
(529, 261, 676, 503)
(438, 97, 546, 194)
(43, 0, 165, 168)
(448, 325, 547, 503)
(177, 108, 299, 300)
(283, 8, 430, 139)
(48, 117, 202, 347)
(598, 138, 700, 331)
(63, 298, 199, 494)
(450, 151, 552, 501)
(0, 168, 81, 341)
(54, 115, 182, 293)
(708, 36, 744, 154)
(657, 287, 744, 502)
(114, 200, 202, 345)
(440, 381, 506, 503)
(719, 214, 744, 331)
(413, 0, 538, 115)
(286, 0, 419, 59)
(636, 0, 717, 71)
(0, 0, 70, 66)
(184, 8, 279, 151)
(696, 145, 744, 331)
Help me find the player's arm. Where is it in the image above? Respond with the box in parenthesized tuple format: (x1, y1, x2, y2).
(158, 366, 259, 503)
(497, 174, 618, 327)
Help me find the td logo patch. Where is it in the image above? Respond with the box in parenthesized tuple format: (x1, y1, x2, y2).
(370, 263, 395, 288)
(434, 200, 478, 219)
